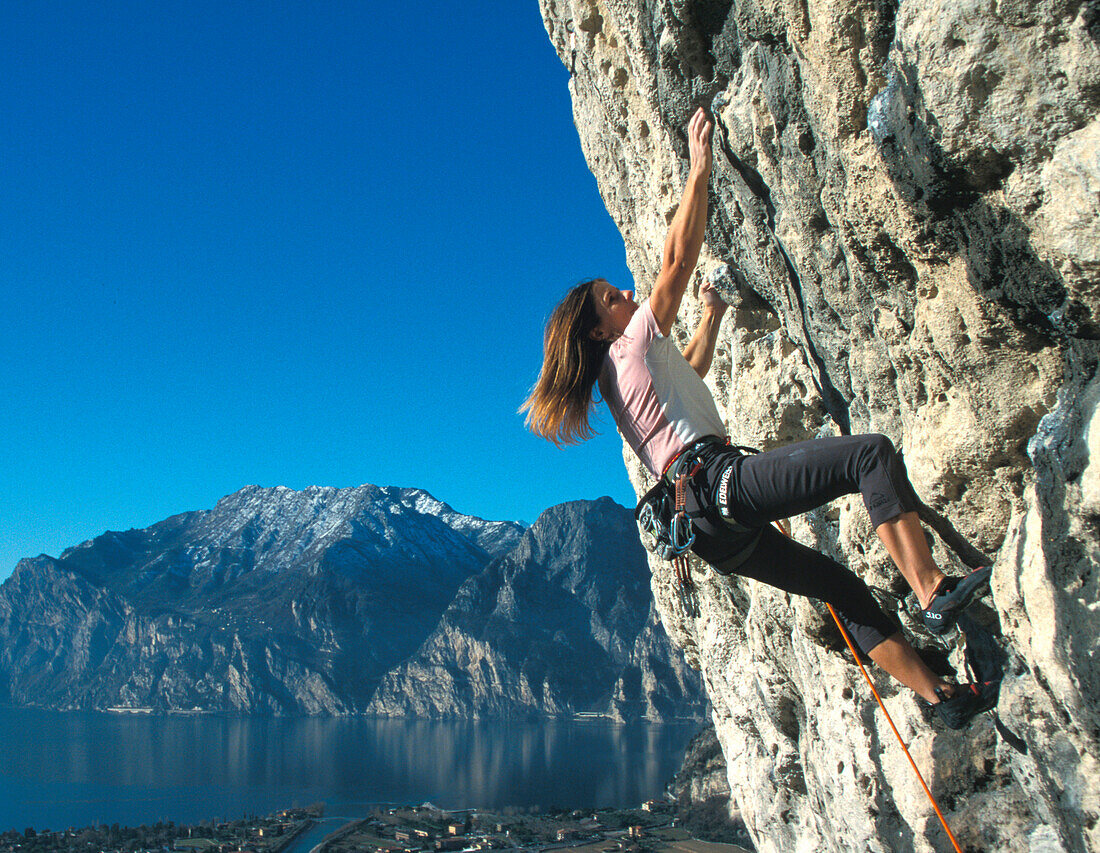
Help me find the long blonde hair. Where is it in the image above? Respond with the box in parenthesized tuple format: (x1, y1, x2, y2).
(521, 279, 610, 445)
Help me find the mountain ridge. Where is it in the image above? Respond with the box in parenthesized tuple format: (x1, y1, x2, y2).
(368, 497, 705, 720)
(0, 485, 704, 720)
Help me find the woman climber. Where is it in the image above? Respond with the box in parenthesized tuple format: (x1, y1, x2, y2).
(522, 108, 997, 729)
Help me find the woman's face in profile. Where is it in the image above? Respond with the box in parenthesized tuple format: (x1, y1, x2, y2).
(589, 280, 636, 342)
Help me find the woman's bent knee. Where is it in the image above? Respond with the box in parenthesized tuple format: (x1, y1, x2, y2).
(863, 433, 898, 463)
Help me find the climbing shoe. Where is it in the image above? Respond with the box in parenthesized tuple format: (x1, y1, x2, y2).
(933, 681, 1000, 730)
(919, 566, 993, 636)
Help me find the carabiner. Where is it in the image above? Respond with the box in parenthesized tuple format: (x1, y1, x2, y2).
(670, 511, 696, 555)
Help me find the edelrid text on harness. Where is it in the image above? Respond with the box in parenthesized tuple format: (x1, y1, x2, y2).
(635, 438, 760, 557)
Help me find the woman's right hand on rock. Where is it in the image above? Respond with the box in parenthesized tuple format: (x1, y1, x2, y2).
(700, 280, 729, 312)
(688, 108, 713, 177)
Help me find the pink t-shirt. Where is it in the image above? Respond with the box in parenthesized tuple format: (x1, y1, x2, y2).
(598, 301, 726, 475)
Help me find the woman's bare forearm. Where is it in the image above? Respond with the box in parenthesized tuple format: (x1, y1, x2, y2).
(660, 169, 709, 288)
(650, 109, 713, 335)
(683, 303, 727, 377)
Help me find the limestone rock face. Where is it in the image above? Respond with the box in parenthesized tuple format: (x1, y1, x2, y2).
(669, 725, 754, 849)
(538, 1, 1100, 850)
(670, 724, 732, 805)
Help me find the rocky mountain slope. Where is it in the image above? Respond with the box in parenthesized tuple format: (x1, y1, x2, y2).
(669, 725, 753, 849)
(0, 486, 703, 720)
(538, 1, 1099, 851)
(368, 498, 705, 720)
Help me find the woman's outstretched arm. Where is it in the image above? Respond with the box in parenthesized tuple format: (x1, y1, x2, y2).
(682, 281, 729, 377)
(650, 108, 713, 336)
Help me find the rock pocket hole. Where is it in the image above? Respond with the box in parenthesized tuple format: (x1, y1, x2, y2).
(777, 697, 801, 741)
(579, 11, 604, 35)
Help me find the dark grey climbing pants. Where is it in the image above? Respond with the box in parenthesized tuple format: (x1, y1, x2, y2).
(685, 434, 919, 654)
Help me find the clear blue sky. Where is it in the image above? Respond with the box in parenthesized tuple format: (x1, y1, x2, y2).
(0, 0, 641, 579)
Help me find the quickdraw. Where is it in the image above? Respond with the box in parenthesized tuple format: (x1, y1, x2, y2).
(671, 457, 704, 617)
(635, 441, 710, 561)
(635, 440, 719, 619)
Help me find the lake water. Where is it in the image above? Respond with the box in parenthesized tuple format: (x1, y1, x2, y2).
(0, 706, 699, 832)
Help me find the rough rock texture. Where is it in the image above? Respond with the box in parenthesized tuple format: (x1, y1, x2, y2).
(539, 1, 1100, 850)
(0, 487, 703, 720)
(367, 498, 706, 720)
(670, 723, 733, 804)
(669, 725, 754, 849)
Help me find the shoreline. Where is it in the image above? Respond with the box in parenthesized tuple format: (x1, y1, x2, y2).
(1, 803, 752, 853)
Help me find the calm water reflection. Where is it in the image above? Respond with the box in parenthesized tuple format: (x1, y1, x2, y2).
(0, 706, 697, 832)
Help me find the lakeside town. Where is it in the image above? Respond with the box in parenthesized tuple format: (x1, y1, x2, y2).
(0, 808, 322, 853)
(0, 801, 753, 853)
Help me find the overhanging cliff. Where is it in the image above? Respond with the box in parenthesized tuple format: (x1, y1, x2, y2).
(538, 1, 1100, 850)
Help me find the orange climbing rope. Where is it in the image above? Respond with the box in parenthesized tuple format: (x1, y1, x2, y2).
(825, 602, 963, 853)
(770, 521, 963, 853)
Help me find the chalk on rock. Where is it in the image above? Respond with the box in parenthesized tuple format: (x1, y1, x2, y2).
(706, 264, 749, 308)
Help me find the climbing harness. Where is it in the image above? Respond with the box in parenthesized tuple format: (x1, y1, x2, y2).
(635, 441, 705, 562)
(636, 438, 759, 558)
(635, 442, 705, 616)
(635, 438, 760, 618)
(768, 522, 964, 853)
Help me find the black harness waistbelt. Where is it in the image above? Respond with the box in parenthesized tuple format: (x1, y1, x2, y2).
(634, 436, 763, 569)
